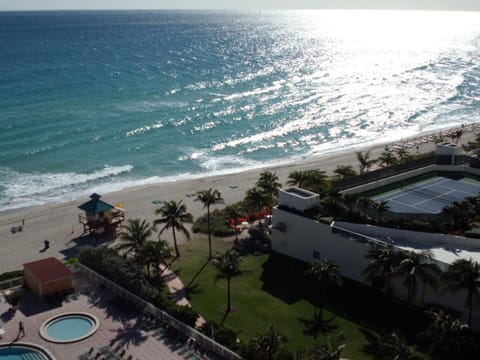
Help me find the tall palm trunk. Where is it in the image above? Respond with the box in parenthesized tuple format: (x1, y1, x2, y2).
(172, 228, 180, 258)
(207, 205, 212, 259)
(226, 276, 231, 313)
(468, 292, 473, 325)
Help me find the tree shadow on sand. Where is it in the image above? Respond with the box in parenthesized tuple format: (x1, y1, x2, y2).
(298, 311, 338, 339)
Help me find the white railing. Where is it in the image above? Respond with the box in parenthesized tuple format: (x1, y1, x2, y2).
(0, 276, 23, 291)
(78, 264, 242, 360)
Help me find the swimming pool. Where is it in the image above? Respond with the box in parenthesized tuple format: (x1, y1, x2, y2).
(0, 343, 53, 360)
(40, 312, 99, 343)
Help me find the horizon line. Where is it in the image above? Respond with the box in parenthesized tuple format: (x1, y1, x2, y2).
(1, 8, 480, 12)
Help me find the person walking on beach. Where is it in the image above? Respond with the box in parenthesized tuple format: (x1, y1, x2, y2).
(18, 321, 25, 337)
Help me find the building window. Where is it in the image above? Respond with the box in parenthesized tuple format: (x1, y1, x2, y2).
(313, 250, 320, 260)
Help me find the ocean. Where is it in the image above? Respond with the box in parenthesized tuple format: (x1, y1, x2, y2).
(1, 9, 480, 212)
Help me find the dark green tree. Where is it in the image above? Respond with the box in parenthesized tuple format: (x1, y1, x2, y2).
(245, 187, 271, 228)
(442, 258, 480, 325)
(378, 151, 398, 167)
(363, 242, 401, 295)
(397, 251, 441, 305)
(138, 240, 172, 278)
(419, 308, 473, 358)
(256, 170, 282, 199)
(154, 200, 193, 258)
(195, 188, 224, 259)
(307, 333, 346, 360)
(305, 259, 343, 316)
(212, 249, 244, 319)
(241, 325, 288, 360)
(225, 204, 243, 244)
(287, 169, 329, 193)
(115, 218, 153, 258)
(333, 164, 357, 180)
(356, 151, 376, 174)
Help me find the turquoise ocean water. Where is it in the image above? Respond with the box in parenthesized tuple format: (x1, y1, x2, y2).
(1, 10, 480, 211)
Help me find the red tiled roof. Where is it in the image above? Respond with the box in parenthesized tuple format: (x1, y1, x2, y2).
(23, 257, 72, 283)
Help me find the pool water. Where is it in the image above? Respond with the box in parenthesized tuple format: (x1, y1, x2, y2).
(0, 346, 47, 359)
(46, 316, 94, 341)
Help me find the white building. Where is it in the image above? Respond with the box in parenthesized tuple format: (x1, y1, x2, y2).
(272, 165, 480, 329)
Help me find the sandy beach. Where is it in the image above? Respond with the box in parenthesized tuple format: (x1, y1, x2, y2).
(1, 124, 478, 273)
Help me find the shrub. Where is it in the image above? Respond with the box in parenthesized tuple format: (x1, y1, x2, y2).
(198, 321, 239, 350)
(79, 247, 147, 295)
(164, 303, 198, 327)
(192, 209, 235, 237)
(0, 270, 24, 282)
(5, 290, 22, 308)
(64, 257, 79, 267)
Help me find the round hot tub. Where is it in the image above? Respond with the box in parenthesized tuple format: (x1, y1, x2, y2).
(0, 343, 54, 359)
(40, 312, 99, 343)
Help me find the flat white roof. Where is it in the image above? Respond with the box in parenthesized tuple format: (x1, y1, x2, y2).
(282, 187, 318, 198)
(331, 222, 480, 267)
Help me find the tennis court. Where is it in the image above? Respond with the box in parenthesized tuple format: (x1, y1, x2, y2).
(372, 176, 480, 214)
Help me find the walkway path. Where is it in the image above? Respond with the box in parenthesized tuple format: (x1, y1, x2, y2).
(160, 265, 206, 328)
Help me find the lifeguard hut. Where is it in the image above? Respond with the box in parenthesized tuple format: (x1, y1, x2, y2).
(78, 193, 125, 236)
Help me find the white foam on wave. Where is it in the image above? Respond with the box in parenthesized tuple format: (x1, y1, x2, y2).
(0, 165, 133, 211)
(125, 121, 164, 137)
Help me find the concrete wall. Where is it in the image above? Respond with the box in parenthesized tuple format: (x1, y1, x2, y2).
(41, 278, 72, 297)
(23, 268, 40, 297)
(271, 208, 480, 328)
(23, 269, 72, 298)
(278, 187, 320, 211)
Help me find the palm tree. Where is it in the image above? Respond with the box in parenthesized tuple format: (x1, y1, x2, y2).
(396, 147, 412, 164)
(361, 328, 421, 360)
(226, 204, 243, 244)
(378, 151, 398, 167)
(449, 128, 463, 144)
(115, 218, 153, 258)
(374, 200, 390, 214)
(305, 259, 343, 316)
(153, 200, 193, 258)
(195, 188, 224, 259)
(363, 242, 400, 294)
(212, 249, 244, 318)
(244, 187, 270, 228)
(321, 188, 346, 217)
(308, 333, 346, 360)
(442, 258, 480, 325)
(287, 169, 329, 193)
(138, 240, 172, 278)
(245, 325, 288, 360)
(443, 200, 475, 230)
(421, 308, 470, 357)
(256, 171, 281, 199)
(396, 250, 441, 305)
(356, 151, 376, 174)
(381, 332, 422, 360)
(333, 164, 357, 180)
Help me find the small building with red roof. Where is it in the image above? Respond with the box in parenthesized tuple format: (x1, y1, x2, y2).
(23, 257, 73, 298)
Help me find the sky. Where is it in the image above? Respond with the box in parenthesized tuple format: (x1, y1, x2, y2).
(1, 0, 480, 12)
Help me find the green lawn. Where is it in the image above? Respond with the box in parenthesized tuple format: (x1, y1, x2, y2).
(173, 236, 372, 359)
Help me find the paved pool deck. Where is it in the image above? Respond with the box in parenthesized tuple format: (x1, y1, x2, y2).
(0, 272, 204, 360)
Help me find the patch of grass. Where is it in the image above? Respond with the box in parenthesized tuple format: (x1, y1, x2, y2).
(174, 237, 371, 359)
